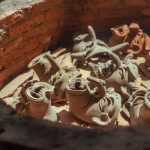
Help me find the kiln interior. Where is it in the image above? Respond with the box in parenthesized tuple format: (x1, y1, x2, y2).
(0, 0, 150, 149)
(0, 0, 149, 127)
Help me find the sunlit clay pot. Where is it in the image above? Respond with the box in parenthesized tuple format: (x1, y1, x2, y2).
(66, 78, 121, 126)
(140, 91, 150, 123)
(123, 89, 150, 125)
(22, 81, 57, 122)
(28, 52, 52, 82)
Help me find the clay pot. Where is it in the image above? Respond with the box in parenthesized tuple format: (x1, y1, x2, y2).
(140, 91, 150, 123)
(89, 51, 139, 101)
(123, 89, 150, 125)
(66, 78, 121, 126)
(28, 52, 51, 82)
(22, 81, 57, 122)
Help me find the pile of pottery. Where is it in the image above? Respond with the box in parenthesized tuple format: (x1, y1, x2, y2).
(4, 23, 150, 127)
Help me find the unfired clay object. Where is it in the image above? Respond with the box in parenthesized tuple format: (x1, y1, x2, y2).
(66, 77, 121, 126)
(122, 88, 150, 125)
(29, 52, 82, 103)
(20, 80, 57, 122)
(71, 26, 129, 66)
(46, 52, 82, 103)
(89, 51, 139, 101)
(28, 53, 52, 82)
(109, 23, 150, 56)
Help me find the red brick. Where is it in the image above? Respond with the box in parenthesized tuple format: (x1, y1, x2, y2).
(39, 21, 58, 34)
(9, 14, 45, 38)
(38, 35, 52, 45)
(45, 8, 64, 21)
(23, 26, 43, 42)
(2, 36, 24, 55)
(3, 39, 38, 67)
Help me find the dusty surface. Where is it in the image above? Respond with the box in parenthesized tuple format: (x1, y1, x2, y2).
(2, 49, 150, 127)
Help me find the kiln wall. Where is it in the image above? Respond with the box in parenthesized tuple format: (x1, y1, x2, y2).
(0, 0, 150, 89)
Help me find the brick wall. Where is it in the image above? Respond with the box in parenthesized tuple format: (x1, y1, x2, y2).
(0, 0, 150, 89)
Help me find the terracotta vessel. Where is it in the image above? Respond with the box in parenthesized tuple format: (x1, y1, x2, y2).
(122, 88, 150, 125)
(66, 77, 121, 126)
(20, 80, 57, 122)
(89, 50, 139, 101)
(28, 53, 52, 82)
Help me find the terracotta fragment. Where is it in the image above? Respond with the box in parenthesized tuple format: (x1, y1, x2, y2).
(109, 23, 150, 72)
(66, 77, 121, 126)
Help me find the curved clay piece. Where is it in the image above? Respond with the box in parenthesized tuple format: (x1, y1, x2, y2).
(109, 24, 129, 46)
(85, 42, 129, 60)
(109, 42, 129, 52)
(66, 78, 121, 126)
(127, 32, 145, 54)
(71, 26, 128, 66)
(20, 80, 57, 122)
(86, 76, 106, 99)
(87, 25, 97, 44)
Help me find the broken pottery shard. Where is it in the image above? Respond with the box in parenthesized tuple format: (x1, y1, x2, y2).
(109, 23, 150, 57)
(66, 77, 121, 126)
(109, 23, 150, 77)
